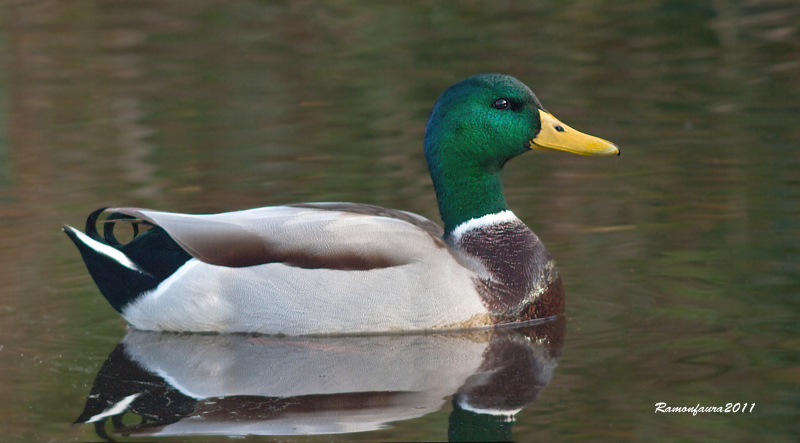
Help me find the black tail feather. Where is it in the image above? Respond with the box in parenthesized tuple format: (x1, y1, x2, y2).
(64, 208, 193, 312)
(85, 207, 109, 242)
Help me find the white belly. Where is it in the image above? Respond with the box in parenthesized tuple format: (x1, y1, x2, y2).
(122, 255, 489, 335)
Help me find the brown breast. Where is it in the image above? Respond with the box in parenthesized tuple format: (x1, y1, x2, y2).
(457, 221, 564, 322)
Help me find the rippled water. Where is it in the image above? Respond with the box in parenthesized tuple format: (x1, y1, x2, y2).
(1, 1, 798, 441)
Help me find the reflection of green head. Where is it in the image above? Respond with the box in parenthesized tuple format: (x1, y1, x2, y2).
(448, 404, 514, 442)
(424, 74, 545, 234)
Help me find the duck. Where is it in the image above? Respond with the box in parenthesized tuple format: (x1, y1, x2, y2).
(63, 73, 619, 336)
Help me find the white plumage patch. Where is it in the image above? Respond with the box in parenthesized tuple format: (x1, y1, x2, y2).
(141, 259, 201, 301)
(65, 226, 141, 272)
(455, 400, 522, 419)
(85, 393, 141, 423)
(450, 211, 519, 241)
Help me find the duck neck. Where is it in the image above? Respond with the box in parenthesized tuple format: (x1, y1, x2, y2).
(429, 162, 510, 237)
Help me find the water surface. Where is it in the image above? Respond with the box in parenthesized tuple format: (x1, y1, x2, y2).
(0, 1, 798, 441)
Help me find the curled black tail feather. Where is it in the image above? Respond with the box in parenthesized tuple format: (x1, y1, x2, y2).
(65, 208, 193, 312)
(85, 207, 109, 242)
(104, 212, 142, 245)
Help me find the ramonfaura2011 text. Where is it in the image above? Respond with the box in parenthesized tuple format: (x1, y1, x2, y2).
(655, 402, 755, 416)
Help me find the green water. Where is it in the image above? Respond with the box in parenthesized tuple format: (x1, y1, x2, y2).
(0, 1, 798, 441)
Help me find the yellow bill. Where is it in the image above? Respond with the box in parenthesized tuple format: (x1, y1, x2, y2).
(531, 109, 620, 156)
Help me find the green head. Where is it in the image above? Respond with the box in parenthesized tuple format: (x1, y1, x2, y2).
(424, 74, 619, 235)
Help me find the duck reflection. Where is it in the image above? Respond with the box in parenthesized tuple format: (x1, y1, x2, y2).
(75, 317, 564, 441)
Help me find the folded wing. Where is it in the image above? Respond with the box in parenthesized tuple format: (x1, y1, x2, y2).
(110, 203, 447, 270)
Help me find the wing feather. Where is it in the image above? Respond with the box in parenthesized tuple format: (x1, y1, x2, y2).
(109, 204, 446, 270)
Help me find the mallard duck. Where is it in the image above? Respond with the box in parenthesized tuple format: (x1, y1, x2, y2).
(63, 74, 618, 335)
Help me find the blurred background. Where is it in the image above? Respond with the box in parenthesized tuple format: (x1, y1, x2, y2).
(0, 0, 798, 441)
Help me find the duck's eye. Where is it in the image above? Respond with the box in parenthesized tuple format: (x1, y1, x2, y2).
(492, 98, 510, 110)
(555, 125, 565, 132)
